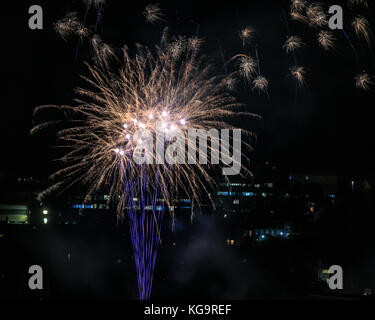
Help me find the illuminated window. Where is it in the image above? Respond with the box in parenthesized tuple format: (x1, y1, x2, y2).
(43, 218, 48, 224)
(233, 199, 239, 205)
(42, 210, 48, 215)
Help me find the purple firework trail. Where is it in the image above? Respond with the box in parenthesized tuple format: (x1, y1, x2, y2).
(75, 2, 91, 60)
(95, 2, 104, 32)
(122, 151, 164, 300)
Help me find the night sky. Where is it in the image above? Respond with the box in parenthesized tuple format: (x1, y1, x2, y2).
(2, 0, 375, 179)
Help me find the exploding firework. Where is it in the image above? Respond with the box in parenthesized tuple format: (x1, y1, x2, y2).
(167, 36, 187, 59)
(230, 54, 258, 83)
(284, 35, 304, 53)
(306, 3, 327, 27)
(144, 3, 164, 24)
(239, 27, 255, 47)
(75, 23, 90, 41)
(290, 10, 309, 24)
(252, 75, 269, 94)
(352, 16, 373, 48)
(317, 31, 336, 51)
(355, 71, 374, 90)
(32, 35, 256, 299)
(224, 77, 237, 91)
(290, 66, 306, 87)
(348, 0, 368, 8)
(54, 12, 80, 41)
(290, 0, 307, 12)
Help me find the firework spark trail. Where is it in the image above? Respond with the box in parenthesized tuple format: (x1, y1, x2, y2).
(218, 41, 229, 79)
(75, 4, 91, 60)
(95, 2, 104, 31)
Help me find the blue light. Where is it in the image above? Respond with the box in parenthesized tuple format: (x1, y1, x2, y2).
(261, 235, 265, 239)
(242, 192, 254, 196)
(217, 191, 229, 196)
(280, 232, 284, 236)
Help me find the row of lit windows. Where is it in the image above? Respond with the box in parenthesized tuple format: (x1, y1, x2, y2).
(217, 191, 268, 197)
(218, 183, 273, 188)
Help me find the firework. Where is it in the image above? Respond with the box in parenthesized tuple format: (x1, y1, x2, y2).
(32, 36, 256, 299)
(306, 3, 327, 27)
(75, 23, 90, 41)
(352, 16, 372, 48)
(239, 27, 255, 47)
(355, 71, 374, 90)
(348, 0, 368, 8)
(167, 36, 186, 59)
(252, 75, 269, 94)
(290, 10, 309, 24)
(290, 0, 307, 12)
(224, 76, 237, 91)
(54, 12, 80, 41)
(144, 3, 164, 24)
(188, 37, 202, 51)
(230, 54, 257, 83)
(284, 35, 304, 53)
(317, 31, 336, 51)
(290, 66, 306, 87)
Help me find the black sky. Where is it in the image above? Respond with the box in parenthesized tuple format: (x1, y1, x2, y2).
(2, 0, 375, 179)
